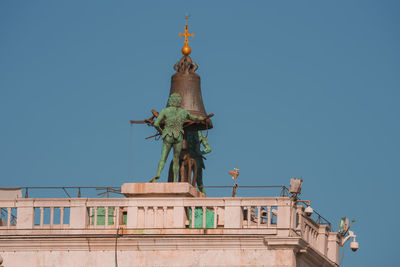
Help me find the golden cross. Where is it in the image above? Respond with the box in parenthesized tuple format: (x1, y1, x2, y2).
(179, 16, 194, 47)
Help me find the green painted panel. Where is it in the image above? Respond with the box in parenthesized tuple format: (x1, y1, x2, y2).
(90, 207, 116, 226)
(189, 207, 215, 228)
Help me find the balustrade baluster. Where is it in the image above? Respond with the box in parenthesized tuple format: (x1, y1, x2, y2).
(113, 207, 117, 227)
(105, 207, 109, 228)
(312, 229, 315, 245)
(40, 207, 44, 227)
(213, 207, 217, 228)
(191, 206, 195, 229)
(163, 207, 167, 228)
(202, 206, 206, 228)
(247, 206, 250, 228)
(7, 208, 11, 228)
(50, 207, 54, 227)
(144, 207, 148, 228)
(115, 207, 120, 227)
(60, 207, 64, 227)
(154, 207, 158, 228)
(94, 207, 98, 228)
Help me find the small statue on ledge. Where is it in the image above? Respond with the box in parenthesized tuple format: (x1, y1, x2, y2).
(150, 93, 204, 183)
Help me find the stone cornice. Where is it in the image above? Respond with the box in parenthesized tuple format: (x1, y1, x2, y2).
(1, 235, 269, 251)
(0, 228, 279, 236)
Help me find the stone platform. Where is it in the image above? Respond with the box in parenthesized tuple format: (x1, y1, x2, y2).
(121, 182, 206, 198)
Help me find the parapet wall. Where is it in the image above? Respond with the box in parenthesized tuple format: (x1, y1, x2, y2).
(0, 195, 339, 267)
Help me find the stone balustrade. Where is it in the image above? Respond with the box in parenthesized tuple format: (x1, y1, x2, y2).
(0, 196, 340, 263)
(0, 197, 286, 230)
(295, 205, 321, 248)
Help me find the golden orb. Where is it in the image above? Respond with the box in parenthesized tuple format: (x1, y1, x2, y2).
(181, 45, 191, 56)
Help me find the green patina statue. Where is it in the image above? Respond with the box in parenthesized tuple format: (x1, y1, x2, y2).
(187, 131, 211, 193)
(150, 93, 203, 183)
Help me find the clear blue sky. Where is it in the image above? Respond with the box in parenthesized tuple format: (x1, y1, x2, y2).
(1, 1, 399, 266)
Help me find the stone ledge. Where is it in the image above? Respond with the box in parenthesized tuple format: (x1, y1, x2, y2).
(121, 182, 206, 198)
(0, 236, 290, 251)
(0, 228, 278, 236)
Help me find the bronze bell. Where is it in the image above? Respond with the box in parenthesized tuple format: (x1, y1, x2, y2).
(168, 55, 213, 130)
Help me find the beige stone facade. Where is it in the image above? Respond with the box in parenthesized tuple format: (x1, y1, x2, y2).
(0, 184, 339, 267)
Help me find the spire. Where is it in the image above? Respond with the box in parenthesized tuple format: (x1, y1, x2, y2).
(179, 15, 194, 56)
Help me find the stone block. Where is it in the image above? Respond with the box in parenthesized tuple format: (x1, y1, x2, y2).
(121, 182, 205, 198)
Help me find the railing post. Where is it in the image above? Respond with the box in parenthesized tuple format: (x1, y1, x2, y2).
(327, 232, 340, 264)
(16, 199, 34, 229)
(224, 199, 242, 228)
(126, 206, 138, 228)
(69, 199, 88, 229)
(173, 200, 185, 228)
(246, 206, 250, 227)
(295, 205, 304, 232)
(276, 199, 292, 236)
(317, 225, 329, 256)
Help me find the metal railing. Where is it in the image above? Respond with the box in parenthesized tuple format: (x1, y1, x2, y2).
(19, 186, 122, 198)
(4, 185, 289, 199)
(311, 209, 332, 230)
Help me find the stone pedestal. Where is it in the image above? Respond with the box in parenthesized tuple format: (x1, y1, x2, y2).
(121, 182, 206, 198)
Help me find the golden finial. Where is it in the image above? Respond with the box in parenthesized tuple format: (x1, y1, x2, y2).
(179, 15, 194, 56)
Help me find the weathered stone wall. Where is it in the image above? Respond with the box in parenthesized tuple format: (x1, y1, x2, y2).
(1, 249, 295, 267)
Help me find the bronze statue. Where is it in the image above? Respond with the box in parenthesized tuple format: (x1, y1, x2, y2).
(131, 17, 214, 190)
(150, 93, 204, 183)
(186, 131, 211, 193)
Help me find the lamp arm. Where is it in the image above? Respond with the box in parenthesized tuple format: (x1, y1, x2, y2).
(341, 231, 356, 246)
